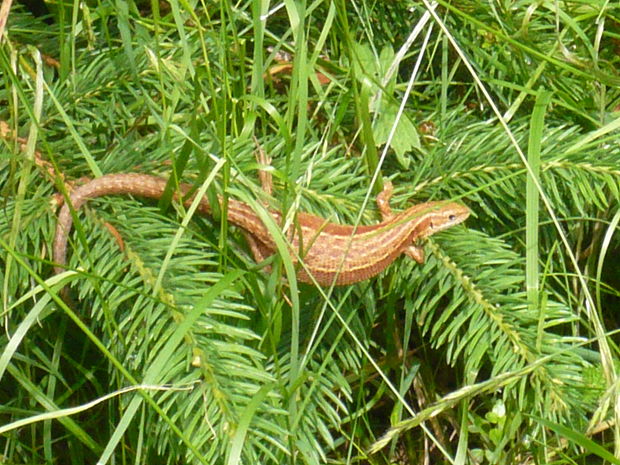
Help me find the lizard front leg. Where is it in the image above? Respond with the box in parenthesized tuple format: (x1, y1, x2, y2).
(376, 180, 425, 264)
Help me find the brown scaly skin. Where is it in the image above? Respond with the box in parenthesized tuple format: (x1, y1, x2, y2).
(53, 173, 470, 286)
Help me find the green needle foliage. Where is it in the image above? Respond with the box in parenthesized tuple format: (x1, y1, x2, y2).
(1, 1, 619, 464)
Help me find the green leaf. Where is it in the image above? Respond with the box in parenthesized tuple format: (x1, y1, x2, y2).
(373, 101, 420, 167)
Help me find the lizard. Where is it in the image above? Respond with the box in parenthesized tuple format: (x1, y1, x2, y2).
(53, 173, 470, 286)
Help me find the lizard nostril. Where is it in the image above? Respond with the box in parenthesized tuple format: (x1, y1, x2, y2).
(449, 214, 456, 221)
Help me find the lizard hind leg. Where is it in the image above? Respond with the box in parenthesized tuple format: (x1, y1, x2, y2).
(253, 136, 273, 196)
(242, 231, 275, 269)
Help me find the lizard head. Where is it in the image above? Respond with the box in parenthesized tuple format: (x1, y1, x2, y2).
(416, 202, 470, 238)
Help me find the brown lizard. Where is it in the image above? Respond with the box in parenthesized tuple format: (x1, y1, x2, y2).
(53, 173, 470, 285)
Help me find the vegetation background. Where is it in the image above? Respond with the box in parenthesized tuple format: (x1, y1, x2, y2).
(1, 0, 620, 463)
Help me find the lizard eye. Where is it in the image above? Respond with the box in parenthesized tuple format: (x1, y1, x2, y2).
(448, 214, 456, 221)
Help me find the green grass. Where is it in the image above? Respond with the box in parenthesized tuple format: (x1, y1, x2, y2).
(1, 0, 620, 463)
